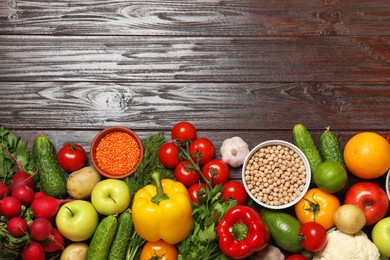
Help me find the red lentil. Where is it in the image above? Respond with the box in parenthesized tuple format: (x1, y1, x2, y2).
(95, 131, 141, 176)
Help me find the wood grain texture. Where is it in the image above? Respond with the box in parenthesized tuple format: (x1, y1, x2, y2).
(1, 0, 390, 36)
(1, 82, 390, 131)
(1, 36, 390, 82)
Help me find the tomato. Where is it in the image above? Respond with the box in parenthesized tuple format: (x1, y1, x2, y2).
(299, 222, 327, 252)
(294, 188, 340, 230)
(158, 142, 180, 169)
(171, 121, 197, 142)
(188, 183, 208, 205)
(222, 181, 248, 205)
(189, 137, 215, 165)
(57, 143, 87, 172)
(286, 254, 308, 260)
(140, 239, 177, 260)
(202, 159, 230, 186)
(174, 160, 201, 187)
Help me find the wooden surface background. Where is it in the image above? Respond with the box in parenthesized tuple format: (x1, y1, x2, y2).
(1, 0, 390, 181)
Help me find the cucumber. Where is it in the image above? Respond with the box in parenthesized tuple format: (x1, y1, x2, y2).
(260, 208, 303, 253)
(108, 211, 133, 260)
(320, 127, 346, 169)
(32, 134, 67, 198)
(87, 215, 118, 260)
(292, 124, 323, 180)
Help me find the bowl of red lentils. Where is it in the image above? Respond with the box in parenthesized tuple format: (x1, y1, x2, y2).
(242, 140, 311, 210)
(90, 126, 143, 179)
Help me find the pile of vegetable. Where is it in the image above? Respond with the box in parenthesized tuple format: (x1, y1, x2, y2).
(1, 122, 390, 260)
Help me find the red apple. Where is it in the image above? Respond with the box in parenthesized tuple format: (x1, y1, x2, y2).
(344, 182, 389, 226)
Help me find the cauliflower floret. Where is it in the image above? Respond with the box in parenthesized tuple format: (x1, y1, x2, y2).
(313, 229, 380, 260)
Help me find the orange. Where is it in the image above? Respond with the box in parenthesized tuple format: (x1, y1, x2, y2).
(343, 132, 390, 179)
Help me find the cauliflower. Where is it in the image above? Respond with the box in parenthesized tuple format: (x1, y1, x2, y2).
(313, 229, 380, 260)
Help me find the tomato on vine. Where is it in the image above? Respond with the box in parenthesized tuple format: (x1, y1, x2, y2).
(188, 183, 208, 205)
(189, 137, 215, 165)
(221, 181, 248, 205)
(158, 142, 180, 169)
(174, 160, 201, 187)
(171, 121, 197, 142)
(202, 159, 230, 186)
(299, 222, 327, 252)
(57, 143, 87, 172)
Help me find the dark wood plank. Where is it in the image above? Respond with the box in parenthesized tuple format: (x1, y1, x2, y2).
(2, 0, 390, 36)
(1, 82, 390, 131)
(1, 36, 390, 82)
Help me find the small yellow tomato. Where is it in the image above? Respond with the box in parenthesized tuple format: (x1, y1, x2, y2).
(294, 188, 340, 230)
(140, 240, 178, 260)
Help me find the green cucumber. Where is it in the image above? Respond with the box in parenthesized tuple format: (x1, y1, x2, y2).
(260, 208, 303, 253)
(320, 127, 346, 169)
(32, 134, 67, 198)
(108, 211, 133, 260)
(292, 123, 323, 181)
(87, 215, 118, 260)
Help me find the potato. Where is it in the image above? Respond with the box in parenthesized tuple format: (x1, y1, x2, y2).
(67, 166, 101, 199)
(60, 242, 88, 260)
(333, 204, 366, 235)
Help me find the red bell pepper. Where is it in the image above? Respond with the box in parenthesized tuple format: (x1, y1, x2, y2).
(217, 205, 270, 259)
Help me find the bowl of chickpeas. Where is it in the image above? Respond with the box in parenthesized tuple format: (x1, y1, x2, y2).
(242, 140, 311, 210)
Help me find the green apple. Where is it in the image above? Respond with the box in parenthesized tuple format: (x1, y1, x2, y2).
(372, 216, 390, 257)
(91, 179, 131, 215)
(55, 200, 98, 242)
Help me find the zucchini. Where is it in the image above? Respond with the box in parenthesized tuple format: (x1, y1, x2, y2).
(87, 215, 118, 260)
(32, 134, 67, 198)
(260, 208, 303, 253)
(108, 210, 133, 260)
(320, 126, 346, 169)
(292, 124, 323, 181)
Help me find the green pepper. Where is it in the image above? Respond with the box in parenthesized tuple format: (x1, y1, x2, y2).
(217, 205, 270, 259)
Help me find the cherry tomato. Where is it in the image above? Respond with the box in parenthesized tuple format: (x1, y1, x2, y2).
(140, 239, 177, 260)
(174, 160, 201, 187)
(299, 222, 327, 252)
(158, 142, 180, 169)
(188, 183, 208, 205)
(202, 159, 230, 186)
(57, 143, 87, 172)
(286, 254, 308, 260)
(189, 137, 215, 165)
(295, 188, 340, 230)
(171, 121, 197, 142)
(222, 181, 248, 205)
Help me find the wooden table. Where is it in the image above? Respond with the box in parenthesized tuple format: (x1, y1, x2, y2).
(1, 0, 390, 257)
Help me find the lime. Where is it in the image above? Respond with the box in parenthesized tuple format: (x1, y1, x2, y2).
(313, 161, 348, 193)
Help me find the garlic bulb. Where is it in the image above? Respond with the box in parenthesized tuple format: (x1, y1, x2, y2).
(220, 137, 250, 168)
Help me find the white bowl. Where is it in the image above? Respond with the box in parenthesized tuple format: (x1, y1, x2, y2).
(242, 140, 311, 210)
(386, 169, 390, 202)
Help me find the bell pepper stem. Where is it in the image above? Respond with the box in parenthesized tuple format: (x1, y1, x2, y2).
(151, 171, 169, 204)
(230, 222, 248, 241)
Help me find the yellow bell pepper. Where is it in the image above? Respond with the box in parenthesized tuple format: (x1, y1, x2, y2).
(132, 172, 194, 244)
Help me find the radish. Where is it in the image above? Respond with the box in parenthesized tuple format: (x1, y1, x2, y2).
(12, 184, 35, 206)
(21, 241, 46, 260)
(44, 228, 65, 253)
(34, 191, 46, 200)
(30, 217, 53, 241)
(0, 196, 21, 217)
(0, 181, 9, 198)
(30, 195, 72, 219)
(0, 143, 37, 192)
(7, 216, 28, 237)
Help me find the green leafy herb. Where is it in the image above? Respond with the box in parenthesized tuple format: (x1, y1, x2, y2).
(177, 185, 237, 260)
(124, 132, 174, 200)
(0, 124, 35, 185)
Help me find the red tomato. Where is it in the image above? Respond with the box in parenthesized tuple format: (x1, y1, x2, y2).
(286, 254, 308, 260)
(202, 159, 230, 186)
(57, 144, 87, 172)
(299, 222, 327, 252)
(171, 122, 197, 142)
(188, 183, 208, 205)
(174, 160, 201, 187)
(222, 181, 248, 205)
(158, 142, 180, 169)
(189, 137, 215, 165)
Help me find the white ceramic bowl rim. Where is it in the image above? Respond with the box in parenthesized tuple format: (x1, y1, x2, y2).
(242, 139, 311, 210)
